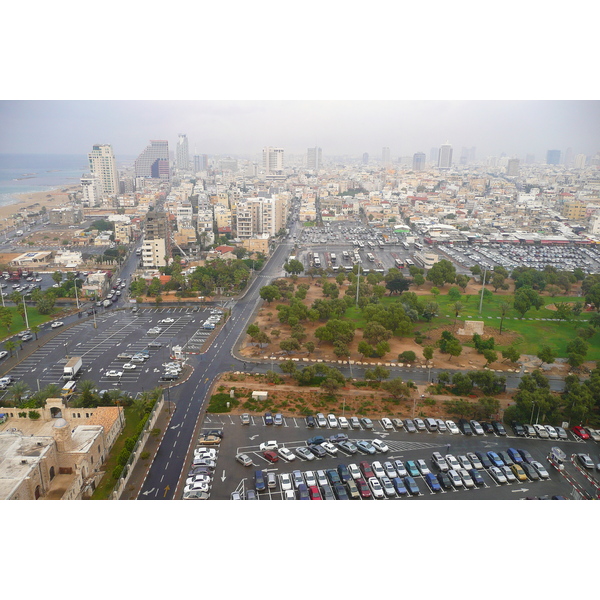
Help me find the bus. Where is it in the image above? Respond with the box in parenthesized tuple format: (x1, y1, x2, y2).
(313, 252, 321, 267)
(342, 251, 349, 260)
(367, 253, 375, 262)
(395, 257, 405, 268)
(414, 242, 423, 251)
(402, 241, 410, 250)
(61, 380, 77, 397)
(406, 259, 414, 267)
(330, 253, 336, 263)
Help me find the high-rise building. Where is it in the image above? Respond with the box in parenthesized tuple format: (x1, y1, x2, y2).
(412, 152, 426, 171)
(438, 142, 453, 169)
(135, 140, 170, 179)
(362, 152, 369, 165)
(80, 173, 102, 206)
(382, 147, 391, 167)
(263, 147, 284, 177)
(574, 153, 587, 169)
(194, 154, 208, 172)
(307, 147, 322, 170)
(176, 134, 189, 170)
(142, 211, 171, 267)
(546, 149, 561, 165)
(430, 147, 439, 163)
(88, 144, 119, 197)
(506, 158, 520, 176)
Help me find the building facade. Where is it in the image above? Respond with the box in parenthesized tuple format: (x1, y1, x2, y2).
(88, 144, 119, 197)
(135, 140, 170, 179)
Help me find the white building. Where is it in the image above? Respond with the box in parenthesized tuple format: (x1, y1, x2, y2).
(176, 134, 189, 171)
(438, 142, 453, 169)
(80, 173, 102, 206)
(263, 146, 284, 178)
(88, 144, 119, 197)
(142, 238, 167, 268)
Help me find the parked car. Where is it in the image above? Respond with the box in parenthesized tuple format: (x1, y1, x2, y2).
(523, 424, 537, 437)
(544, 425, 559, 439)
(533, 424, 549, 438)
(337, 440, 357, 455)
(469, 420, 484, 435)
(381, 417, 394, 430)
(368, 477, 385, 499)
(458, 418, 473, 436)
(489, 466, 507, 484)
(475, 452, 492, 469)
(425, 473, 441, 492)
(577, 454, 594, 469)
(512, 421, 526, 437)
(469, 468, 485, 486)
(486, 451, 504, 468)
(356, 478, 372, 499)
(448, 469, 463, 488)
(393, 460, 408, 478)
(432, 452, 449, 472)
(360, 417, 374, 429)
(511, 463, 528, 482)
(263, 450, 279, 463)
(507, 448, 523, 463)
(572, 426, 590, 440)
(391, 476, 408, 496)
(446, 420, 460, 434)
(492, 421, 507, 436)
(278, 447, 296, 462)
(371, 439, 389, 453)
(404, 419, 417, 433)
(259, 440, 278, 451)
(356, 440, 377, 455)
(467, 452, 483, 470)
(530, 461, 550, 479)
(520, 461, 540, 481)
(295, 446, 316, 461)
(359, 461, 375, 479)
(404, 476, 420, 496)
(264, 412, 273, 425)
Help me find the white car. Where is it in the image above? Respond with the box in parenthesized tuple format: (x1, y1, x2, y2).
(348, 463, 362, 480)
(501, 465, 517, 483)
(316, 470, 328, 487)
(186, 474, 211, 486)
(530, 461, 550, 479)
(383, 461, 398, 479)
(432, 452, 449, 472)
(587, 428, 600, 442)
(278, 447, 296, 462)
(235, 453, 252, 467)
(105, 370, 123, 378)
(160, 318, 175, 323)
(184, 482, 210, 494)
(0, 351, 7, 360)
(489, 466, 507, 484)
(259, 440, 278, 451)
(416, 459, 430, 476)
(279, 473, 293, 491)
(321, 441, 338, 456)
(381, 417, 394, 430)
(122, 363, 136, 370)
(195, 447, 217, 460)
(327, 413, 339, 428)
(445, 454, 461, 471)
(458, 455, 473, 471)
(448, 469, 463, 488)
(371, 439, 389, 453)
(368, 477, 385, 499)
(338, 416, 349, 429)
(371, 461, 386, 478)
(304, 471, 317, 487)
(131, 355, 146, 363)
(534, 424, 549, 438)
(446, 420, 460, 434)
(51, 321, 64, 328)
(544, 425, 558, 439)
(467, 452, 483, 470)
(284, 489, 296, 500)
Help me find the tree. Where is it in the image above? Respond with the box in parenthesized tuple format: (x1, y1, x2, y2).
(365, 365, 390, 382)
(455, 274, 470, 292)
(451, 372, 473, 395)
(4, 340, 17, 357)
(381, 377, 411, 400)
(280, 338, 301, 355)
(426, 259, 456, 287)
(375, 340, 391, 358)
(423, 346, 434, 361)
(482, 348, 498, 367)
(537, 345, 556, 367)
(259, 285, 281, 304)
(413, 273, 425, 289)
(279, 360, 297, 375)
(502, 346, 520, 363)
(283, 258, 304, 276)
(9, 381, 30, 405)
(498, 300, 511, 334)
(448, 287, 461, 301)
(304, 341, 315, 355)
(362, 322, 392, 346)
(0, 307, 13, 332)
(445, 338, 463, 361)
(52, 271, 63, 285)
(358, 340, 374, 359)
(398, 350, 417, 363)
(314, 319, 355, 345)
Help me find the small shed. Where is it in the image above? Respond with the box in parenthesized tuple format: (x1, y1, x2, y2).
(251, 391, 268, 401)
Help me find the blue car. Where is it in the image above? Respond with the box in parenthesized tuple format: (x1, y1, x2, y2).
(507, 448, 523, 463)
(391, 476, 408, 496)
(404, 476, 420, 496)
(297, 483, 310, 500)
(486, 451, 504, 468)
(337, 464, 351, 483)
(356, 440, 377, 455)
(254, 470, 266, 492)
(307, 435, 326, 446)
(425, 473, 441, 492)
(469, 468, 485, 486)
(405, 460, 420, 477)
(326, 469, 341, 486)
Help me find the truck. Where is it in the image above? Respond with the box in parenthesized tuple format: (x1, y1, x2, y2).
(63, 356, 82, 380)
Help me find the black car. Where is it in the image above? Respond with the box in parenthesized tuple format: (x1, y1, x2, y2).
(307, 435, 326, 446)
(518, 448, 534, 463)
(309, 444, 327, 458)
(337, 463, 352, 483)
(475, 452, 492, 469)
(333, 482, 349, 500)
(404, 476, 420, 496)
(498, 451, 514, 466)
(206, 429, 223, 439)
(480, 421, 494, 434)
(306, 415, 316, 428)
(469, 468, 485, 486)
(458, 418, 473, 436)
(264, 412, 273, 425)
(520, 461, 540, 481)
(492, 421, 507, 436)
(437, 471, 453, 491)
(511, 421, 526, 437)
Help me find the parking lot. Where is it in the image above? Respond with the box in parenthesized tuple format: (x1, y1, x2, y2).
(183, 411, 600, 500)
(0, 307, 221, 401)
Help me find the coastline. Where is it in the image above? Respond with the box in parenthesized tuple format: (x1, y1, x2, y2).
(0, 184, 80, 227)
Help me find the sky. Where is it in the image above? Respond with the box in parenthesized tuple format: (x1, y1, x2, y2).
(1, 99, 599, 161)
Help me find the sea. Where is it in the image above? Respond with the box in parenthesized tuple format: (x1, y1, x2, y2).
(0, 153, 88, 209)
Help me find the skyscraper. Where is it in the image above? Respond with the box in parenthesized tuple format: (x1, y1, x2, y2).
(574, 154, 587, 169)
(176, 134, 189, 170)
(135, 140, 170, 179)
(194, 154, 208, 172)
(362, 152, 369, 165)
(546, 149, 561, 165)
(382, 147, 391, 167)
(307, 147, 322, 170)
(506, 158, 520, 176)
(87, 144, 119, 197)
(438, 142, 453, 169)
(263, 147, 284, 177)
(412, 152, 426, 171)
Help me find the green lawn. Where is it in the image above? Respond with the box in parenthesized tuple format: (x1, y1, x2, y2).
(343, 291, 600, 360)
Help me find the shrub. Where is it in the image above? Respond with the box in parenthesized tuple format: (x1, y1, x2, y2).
(140, 451, 150, 460)
(28, 410, 41, 420)
(398, 351, 417, 363)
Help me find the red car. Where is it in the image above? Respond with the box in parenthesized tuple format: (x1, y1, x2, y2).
(308, 485, 322, 500)
(263, 450, 279, 463)
(356, 478, 372, 499)
(359, 461, 375, 479)
(572, 426, 590, 440)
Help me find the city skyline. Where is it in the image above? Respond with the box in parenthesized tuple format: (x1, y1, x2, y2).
(0, 100, 598, 162)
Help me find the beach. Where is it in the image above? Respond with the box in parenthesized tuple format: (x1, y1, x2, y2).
(0, 184, 81, 227)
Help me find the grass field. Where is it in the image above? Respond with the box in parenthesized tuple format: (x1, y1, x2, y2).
(343, 292, 600, 360)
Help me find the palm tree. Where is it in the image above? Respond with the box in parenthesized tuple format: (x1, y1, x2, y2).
(452, 301, 464, 329)
(498, 300, 511, 334)
(4, 340, 17, 357)
(31, 324, 40, 340)
(10, 381, 30, 406)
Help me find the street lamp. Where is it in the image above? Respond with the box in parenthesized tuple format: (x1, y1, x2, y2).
(22, 295, 29, 329)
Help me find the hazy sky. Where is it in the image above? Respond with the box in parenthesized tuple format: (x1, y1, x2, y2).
(0, 100, 598, 161)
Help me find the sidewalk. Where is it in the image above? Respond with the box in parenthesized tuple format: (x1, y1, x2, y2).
(119, 400, 176, 500)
